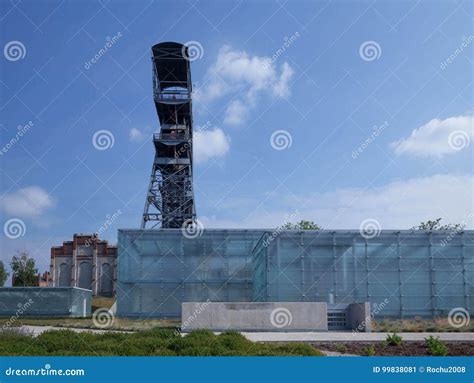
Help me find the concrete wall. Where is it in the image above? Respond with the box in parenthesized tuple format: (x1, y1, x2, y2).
(0, 287, 92, 318)
(182, 302, 328, 332)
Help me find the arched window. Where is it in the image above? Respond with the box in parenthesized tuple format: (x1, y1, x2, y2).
(78, 262, 92, 290)
(100, 263, 113, 297)
(58, 263, 70, 287)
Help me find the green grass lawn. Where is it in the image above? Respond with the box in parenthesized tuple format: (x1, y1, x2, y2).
(91, 296, 116, 311)
(0, 328, 324, 356)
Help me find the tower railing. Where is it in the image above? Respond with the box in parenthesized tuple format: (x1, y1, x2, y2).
(153, 89, 191, 102)
(154, 132, 190, 141)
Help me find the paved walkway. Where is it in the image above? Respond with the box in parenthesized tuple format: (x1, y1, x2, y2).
(17, 326, 474, 343)
(18, 325, 130, 336)
(241, 332, 474, 342)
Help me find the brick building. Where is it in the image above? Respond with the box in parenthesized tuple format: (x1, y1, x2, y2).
(49, 234, 117, 297)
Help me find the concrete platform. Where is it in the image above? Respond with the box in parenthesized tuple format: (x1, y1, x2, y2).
(182, 302, 329, 332)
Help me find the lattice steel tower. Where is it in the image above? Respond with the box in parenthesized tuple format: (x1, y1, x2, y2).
(141, 42, 196, 229)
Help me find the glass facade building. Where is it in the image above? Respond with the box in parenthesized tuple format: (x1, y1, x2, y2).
(0, 287, 92, 318)
(117, 229, 473, 319)
(117, 230, 262, 318)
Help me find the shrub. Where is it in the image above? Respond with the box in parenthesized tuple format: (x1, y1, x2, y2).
(425, 336, 448, 356)
(37, 330, 86, 353)
(169, 329, 226, 356)
(0, 327, 324, 356)
(0, 326, 34, 338)
(336, 344, 347, 353)
(218, 332, 254, 352)
(362, 345, 376, 356)
(385, 333, 403, 346)
(0, 328, 42, 355)
(272, 343, 324, 356)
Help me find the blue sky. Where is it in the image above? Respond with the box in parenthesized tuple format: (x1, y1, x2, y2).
(1, 0, 473, 274)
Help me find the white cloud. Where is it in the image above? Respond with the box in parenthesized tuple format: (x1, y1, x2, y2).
(272, 62, 294, 98)
(0, 186, 55, 218)
(302, 174, 474, 229)
(129, 128, 144, 142)
(193, 128, 231, 164)
(196, 45, 294, 125)
(391, 115, 473, 157)
(200, 174, 474, 229)
(129, 127, 152, 143)
(224, 100, 247, 126)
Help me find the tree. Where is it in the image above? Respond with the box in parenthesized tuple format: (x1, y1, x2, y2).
(282, 220, 322, 230)
(412, 218, 463, 231)
(10, 251, 38, 287)
(0, 260, 9, 287)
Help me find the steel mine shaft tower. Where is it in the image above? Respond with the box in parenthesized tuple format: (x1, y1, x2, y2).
(141, 42, 196, 229)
